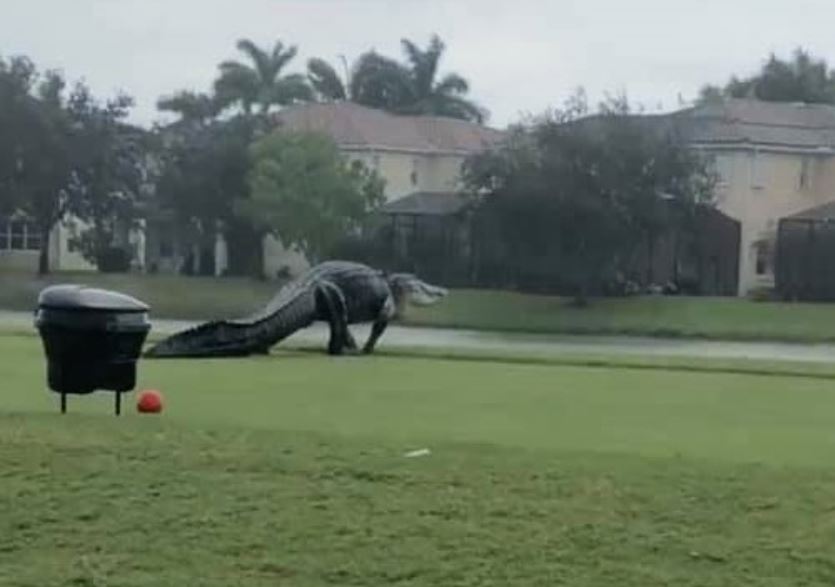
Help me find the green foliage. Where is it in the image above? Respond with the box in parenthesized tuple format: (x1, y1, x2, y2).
(306, 57, 348, 101)
(0, 56, 38, 215)
(244, 132, 385, 261)
(213, 38, 313, 116)
(154, 115, 268, 276)
(0, 58, 75, 273)
(397, 35, 486, 122)
(465, 94, 716, 300)
(0, 56, 145, 274)
(156, 90, 222, 124)
(156, 116, 255, 237)
(700, 48, 835, 104)
(64, 85, 146, 268)
(0, 53, 147, 273)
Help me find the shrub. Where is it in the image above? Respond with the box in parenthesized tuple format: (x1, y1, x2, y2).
(96, 246, 131, 273)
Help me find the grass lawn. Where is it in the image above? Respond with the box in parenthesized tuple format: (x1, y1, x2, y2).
(5, 334, 835, 585)
(404, 288, 835, 342)
(0, 270, 277, 320)
(6, 269, 835, 342)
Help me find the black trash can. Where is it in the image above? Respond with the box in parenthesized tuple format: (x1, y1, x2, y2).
(35, 285, 151, 415)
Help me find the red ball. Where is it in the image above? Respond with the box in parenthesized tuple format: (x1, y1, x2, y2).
(137, 389, 163, 414)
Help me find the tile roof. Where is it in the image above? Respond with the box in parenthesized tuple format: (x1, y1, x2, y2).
(274, 102, 504, 154)
(672, 98, 835, 150)
(785, 200, 835, 221)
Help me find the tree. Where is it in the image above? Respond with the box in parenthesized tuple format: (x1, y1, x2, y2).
(307, 35, 486, 123)
(464, 94, 715, 302)
(0, 55, 38, 216)
(307, 52, 412, 110)
(307, 57, 349, 101)
(157, 90, 222, 126)
(16, 71, 77, 274)
(243, 132, 385, 262)
(214, 39, 313, 116)
(397, 35, 486, 122)
(0, 57, 79, 274)
(155, 115, 262, 276)
(65, 85, 147, 270)
(700, 48, 835, 104)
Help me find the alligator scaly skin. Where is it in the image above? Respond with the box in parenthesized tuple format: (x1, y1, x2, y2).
(144, 261, 390, 358)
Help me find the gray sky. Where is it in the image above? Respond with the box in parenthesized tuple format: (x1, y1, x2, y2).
(2, 0, 833, 128)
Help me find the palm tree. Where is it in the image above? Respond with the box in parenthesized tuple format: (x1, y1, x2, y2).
(307, 52, 411, 110)
(397, 35, 486, 123)
(307, 36, 486, 123)
(307, 57, 348, 101)
(214, 39, 312, 115)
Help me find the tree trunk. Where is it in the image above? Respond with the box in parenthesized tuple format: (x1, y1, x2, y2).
(224, 221, 265, 279)
(37, 226, 51, 276)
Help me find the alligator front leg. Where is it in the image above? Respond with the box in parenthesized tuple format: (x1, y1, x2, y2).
(363, 295, 395, 354)
(363, 319, 388, 354)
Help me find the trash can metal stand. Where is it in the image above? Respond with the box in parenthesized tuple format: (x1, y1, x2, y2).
(35, 285, 151, 415)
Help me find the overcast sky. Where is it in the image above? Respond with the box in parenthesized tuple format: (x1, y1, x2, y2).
(2, 0, 833, 128)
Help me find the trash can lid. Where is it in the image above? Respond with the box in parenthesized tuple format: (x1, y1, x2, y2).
(37, 285, 149, 313)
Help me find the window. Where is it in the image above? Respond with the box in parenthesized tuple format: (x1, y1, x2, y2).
(0, 217, 42, 251)
(27, 228, 42, 251)
(410, 158, 419, 186)
(711, 154, 733, 187)
(10, 221, 24, 250)
(754, 239, 773, 276)
(799, 156, 812, 191)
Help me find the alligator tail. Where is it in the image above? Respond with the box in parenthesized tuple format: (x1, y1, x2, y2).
(144, 286, 317, 358)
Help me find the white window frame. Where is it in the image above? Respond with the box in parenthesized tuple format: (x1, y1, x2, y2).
(0, 216, 43, 252)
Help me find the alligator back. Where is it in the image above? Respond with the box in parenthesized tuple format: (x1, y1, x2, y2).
(145, 279, 317, 358)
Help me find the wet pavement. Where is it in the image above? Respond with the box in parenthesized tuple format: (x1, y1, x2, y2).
(7, 310, 835, 364)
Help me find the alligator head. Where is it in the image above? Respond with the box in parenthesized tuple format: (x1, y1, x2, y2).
(387, 273, 448, 312)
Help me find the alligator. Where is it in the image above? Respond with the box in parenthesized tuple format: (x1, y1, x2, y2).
(144, 261, 447, 358)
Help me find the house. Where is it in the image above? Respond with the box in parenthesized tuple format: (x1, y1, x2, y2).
(670, 98, 835, 295)
(0, 214, 96, 272)
(142, 103, 504, 280)
(270, 102, 504, 278)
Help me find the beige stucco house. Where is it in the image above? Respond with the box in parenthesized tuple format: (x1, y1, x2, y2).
(267, 102, 504, 277)
(664, 99, 835, 295)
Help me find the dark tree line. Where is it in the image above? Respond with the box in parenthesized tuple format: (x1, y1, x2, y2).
(9, 39, 820, 292)
(700, 48, 835, 105)
(2, 34, 475, 276)
(460, 96, 715, 301)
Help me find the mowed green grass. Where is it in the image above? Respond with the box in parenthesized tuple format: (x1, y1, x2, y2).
(0, 270, 276, 320)
(5, 334, 835, 585)
(405, 289, 835, 342)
